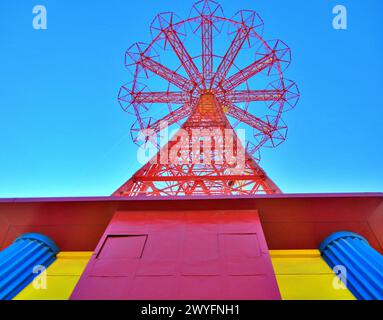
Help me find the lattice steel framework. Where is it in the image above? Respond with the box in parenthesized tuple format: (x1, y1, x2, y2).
(115, 0, 299, 196)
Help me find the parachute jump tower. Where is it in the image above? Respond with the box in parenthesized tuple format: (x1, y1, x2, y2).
(1, 0, 382, 301)
(115, 0, 300, 196)
(70, 1, 303, 299)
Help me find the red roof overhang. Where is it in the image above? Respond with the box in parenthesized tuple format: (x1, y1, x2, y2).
(0, 193, 382, 253)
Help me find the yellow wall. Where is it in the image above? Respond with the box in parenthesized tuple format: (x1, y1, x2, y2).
(270, 250, 356, 300)
(15, 250, 356, 300)
(14, 252, 92, 300)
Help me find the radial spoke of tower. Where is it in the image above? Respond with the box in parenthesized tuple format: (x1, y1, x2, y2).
(224, 89, 285, 103)
(140, 55, 195, 92)
(149, 105, 192, 133)
(226, 103, 275, 134)
(163, 26, 201, 86)
(220, 52, 277, 91)
(201, 16, 213, 89)
(131, 91, 189, 104)
(210, 24, 251, 89)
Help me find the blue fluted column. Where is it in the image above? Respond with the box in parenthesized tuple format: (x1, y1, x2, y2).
(320, 231, 383, 300)
(0, 233, 59, 300)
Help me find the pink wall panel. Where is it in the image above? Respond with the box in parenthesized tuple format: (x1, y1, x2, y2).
(70, 209, 281, 300)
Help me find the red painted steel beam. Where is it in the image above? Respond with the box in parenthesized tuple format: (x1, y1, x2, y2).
(225, 89, 284, 103)
(210, 25, 251, 89)
(132, 91, 189, 104)
(140, 56, 195, 92)
(164, 27, 201, 85)
(201, 16, 213, 89)
(134, 174, 267, 182)
(149, 105, 192, 133)
(227, 103, 275, 133)
(220, 53, 276, 91)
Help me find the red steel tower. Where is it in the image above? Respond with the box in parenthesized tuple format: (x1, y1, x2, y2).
(115, 0, 299, 196)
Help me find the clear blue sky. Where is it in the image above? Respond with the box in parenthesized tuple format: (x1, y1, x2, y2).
(0, 0, 382, 197)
